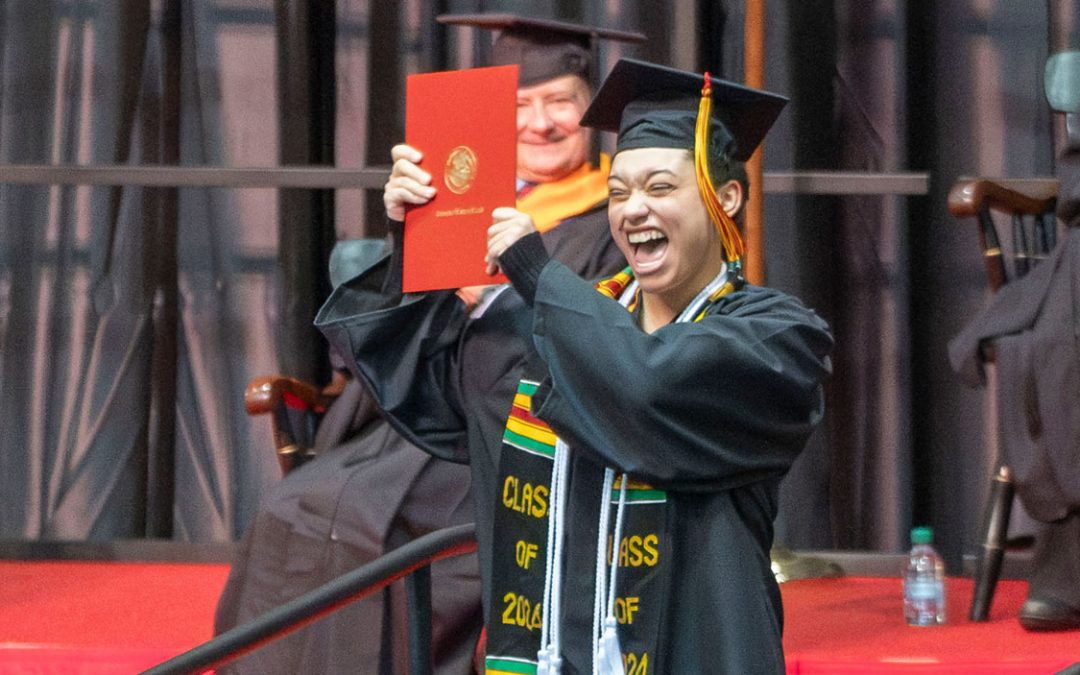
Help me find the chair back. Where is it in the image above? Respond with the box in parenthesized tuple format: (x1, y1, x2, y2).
(947, 179, 1059, 292)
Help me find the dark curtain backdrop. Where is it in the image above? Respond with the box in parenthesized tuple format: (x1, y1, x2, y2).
(0, 0, 1064, 571)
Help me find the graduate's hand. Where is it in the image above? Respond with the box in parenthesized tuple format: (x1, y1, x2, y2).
(383, 144, 436, 221)
(485, 207, 537, 275)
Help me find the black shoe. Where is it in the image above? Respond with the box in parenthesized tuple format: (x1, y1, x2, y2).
(1019, 596, 1080, 631)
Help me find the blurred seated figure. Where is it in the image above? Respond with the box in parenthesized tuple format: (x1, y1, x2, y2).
(949, 50, 1080, 632)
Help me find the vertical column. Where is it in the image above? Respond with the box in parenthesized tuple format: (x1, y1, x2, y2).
(362, 2, 401, 240)
(743, 0, 765, 284)
(418, 0, 449, 74)
(144, 0, 182, 538)
(275, 0, 335, 384)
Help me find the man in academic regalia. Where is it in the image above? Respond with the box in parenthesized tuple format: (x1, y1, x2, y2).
(214, 15, 640, 674)
(948, 55, 1080, 632)
(949, 157, 1080, 633)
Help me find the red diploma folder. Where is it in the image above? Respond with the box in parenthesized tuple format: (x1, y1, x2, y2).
(403, 65, 518, 291)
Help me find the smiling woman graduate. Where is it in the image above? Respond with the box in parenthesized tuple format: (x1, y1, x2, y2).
(481, 58, 833, 674)
(319, 58, 833, 675)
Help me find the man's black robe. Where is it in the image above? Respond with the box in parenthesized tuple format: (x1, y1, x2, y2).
(949, 226, 1080, 522)
(949, 226, 1080, 610)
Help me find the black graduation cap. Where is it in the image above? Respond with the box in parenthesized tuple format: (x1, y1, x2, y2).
(436, 13, 646, 87)
(579, 58, 788, 161)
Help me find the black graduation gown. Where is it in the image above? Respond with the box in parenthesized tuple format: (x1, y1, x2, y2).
(948, 226, 1080, 608)
(318, 243, 833, 673)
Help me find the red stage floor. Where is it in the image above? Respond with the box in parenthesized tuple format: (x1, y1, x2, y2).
(0, 559, 231, 673)
(781, 577, 1080, 674)
(0, 560, 1077, 673)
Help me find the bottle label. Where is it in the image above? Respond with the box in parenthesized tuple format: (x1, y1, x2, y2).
(905, 580, 941, 601)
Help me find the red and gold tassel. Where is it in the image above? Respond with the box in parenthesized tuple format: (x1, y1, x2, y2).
(694, 72, 745, 263)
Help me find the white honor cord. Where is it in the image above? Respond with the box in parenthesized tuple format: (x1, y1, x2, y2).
(549, 442, 572, 672)
(592, 469, 617, 659)
(591, 268, 729, 674)
(615, 265, 724, 321)
(606, 477, 628, 619)
(594, 475, 628, 675)
(537, 439, 562, 672)
(536, 439, 559, 672)
(592, 279, 640, 672)
(590, 279, 642, 674)
(538, 438, 571, 674)
(618, 280, 639, 309)
(677, 263, 728, 323)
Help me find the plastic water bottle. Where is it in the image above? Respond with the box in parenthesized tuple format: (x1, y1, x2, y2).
(903, 526, 946, 625)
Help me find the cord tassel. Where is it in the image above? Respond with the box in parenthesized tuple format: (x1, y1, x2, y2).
(595, 476, 628, 675)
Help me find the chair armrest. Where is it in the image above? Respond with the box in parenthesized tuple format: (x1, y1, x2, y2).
(244, 373, 347, 475)
(244, 375, 339, 417)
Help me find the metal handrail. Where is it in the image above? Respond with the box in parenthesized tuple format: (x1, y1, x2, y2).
(141, 523, 477, 675)
(0, 164, 388, 189)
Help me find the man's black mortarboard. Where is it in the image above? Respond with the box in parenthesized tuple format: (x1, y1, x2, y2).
(581, 58, 788, 263)
(436, 13, 646, 87)
(579, 57, 788, 162)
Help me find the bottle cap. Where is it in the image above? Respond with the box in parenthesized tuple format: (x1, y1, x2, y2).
(911, 526, 933, 545)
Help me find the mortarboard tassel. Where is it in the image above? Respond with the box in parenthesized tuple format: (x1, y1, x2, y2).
(694, 72, 745, 264)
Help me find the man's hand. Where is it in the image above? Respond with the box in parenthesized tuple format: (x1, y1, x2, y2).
(383, 144, 437, 221)
(485, 207, 538, 275)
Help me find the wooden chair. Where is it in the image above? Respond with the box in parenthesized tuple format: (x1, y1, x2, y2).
(946, 176, 1059, 621)
(245, 238, 385, 476)
(243, 370, 347, 476)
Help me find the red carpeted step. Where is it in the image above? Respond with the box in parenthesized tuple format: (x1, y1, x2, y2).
(0, 560, 230, 673)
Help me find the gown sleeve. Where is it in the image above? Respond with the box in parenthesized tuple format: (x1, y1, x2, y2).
(315, 222, 472, 462)
(526, 262, 834, 492)
(316, 208, 628, 465)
